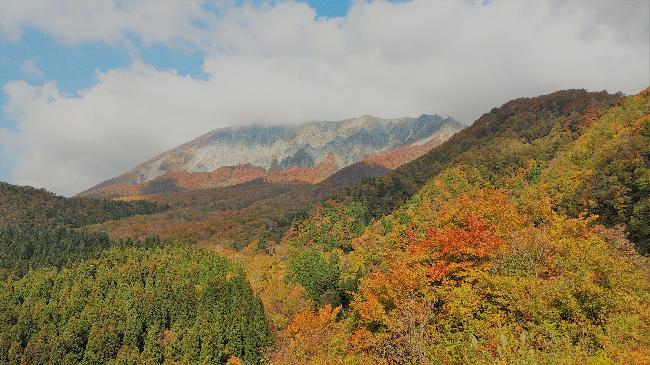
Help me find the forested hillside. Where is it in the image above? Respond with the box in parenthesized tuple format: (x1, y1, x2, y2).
(0, 246, 268, 364)
(538, 91, 650, 253)
(0, 182, 166, 228)
(264, 89, 649, 363)
(0, 184, 271, 364)
(277, 90, 633, 270)
(0, 183, 169, 277)
(0, 226, 165, 277)
(340, 90, 622, 219)
(88, 162, 389, 249)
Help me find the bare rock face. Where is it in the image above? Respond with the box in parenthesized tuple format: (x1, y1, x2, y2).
(79, 114, 464, 198)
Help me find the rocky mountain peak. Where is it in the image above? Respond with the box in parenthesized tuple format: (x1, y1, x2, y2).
(79, 114, 463, 198)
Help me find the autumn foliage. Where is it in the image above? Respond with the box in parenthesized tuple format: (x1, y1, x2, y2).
(269, 89, 650, 364)
(271, 305, 346, 364)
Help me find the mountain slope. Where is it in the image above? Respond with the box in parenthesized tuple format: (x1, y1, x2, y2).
(280, 89, 624, 259)
(0, 182, 166, 228)
(538, 87, 650, 253)
(2, 89, 648, 365)
(0, 182, 168, 276)
(338, 89, 623, 219)
(270, 89, 649, 364)
(87, 159, 391, 250)
(80, 114, 462, 198)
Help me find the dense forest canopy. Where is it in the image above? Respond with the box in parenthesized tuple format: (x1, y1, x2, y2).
(270, 89, 650, 363)
(0, 183, 170, 278)
(0, 246, 269, 364)
(0, 182, 167, 228)
(0, 226, 166, 278)
(0, 181, 270, 364)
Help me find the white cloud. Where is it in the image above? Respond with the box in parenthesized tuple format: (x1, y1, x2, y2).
(20, 59, 44, 78)
(0, 0, 208, 45)
(1, 0, 648, 195)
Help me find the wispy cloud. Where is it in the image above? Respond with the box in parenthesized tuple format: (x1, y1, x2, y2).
(20, 59, 44, 78)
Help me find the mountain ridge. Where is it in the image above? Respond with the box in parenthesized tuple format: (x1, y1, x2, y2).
(79, 114, 463, 198)
(336, 89, 624, 218)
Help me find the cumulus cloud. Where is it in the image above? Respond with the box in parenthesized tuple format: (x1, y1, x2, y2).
(1, 0, 648, 195)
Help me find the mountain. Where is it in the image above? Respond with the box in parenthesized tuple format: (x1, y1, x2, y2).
(79, 114, 463, 198)
(278, 89, 627, 277)
(271, 88, 649, 363)
(337, 89, 624, 219)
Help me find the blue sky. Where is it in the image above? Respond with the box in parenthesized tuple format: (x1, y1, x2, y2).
(0, 0, 647, 195)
